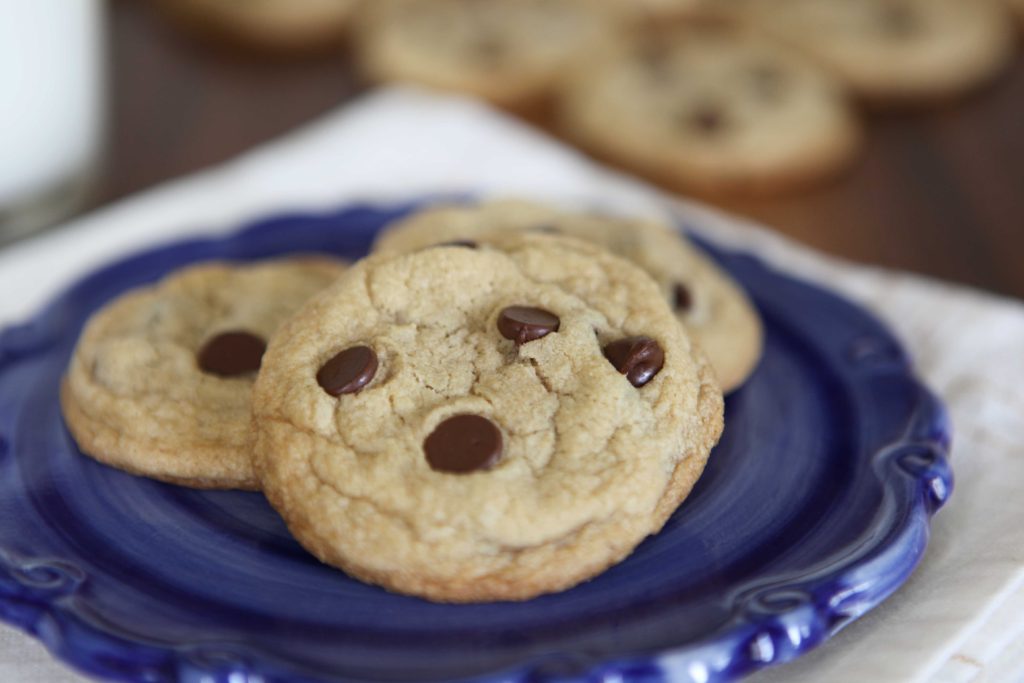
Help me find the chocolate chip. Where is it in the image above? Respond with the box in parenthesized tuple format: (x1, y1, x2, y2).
(688, 105, 727, 135)
(424, 414, 503, 473)
(197, 331, 266, 377)
(674, 282, 693, 312)
(435, 239, 478, 249)
(497, 306, 560, 345)
(603, 336, 665, 387)
(317, 345, 378, 396)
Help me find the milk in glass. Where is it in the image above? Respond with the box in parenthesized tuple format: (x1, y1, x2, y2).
(0, 1, 104, 242)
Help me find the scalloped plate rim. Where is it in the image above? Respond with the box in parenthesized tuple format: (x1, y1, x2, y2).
(0, 199, 953, 683)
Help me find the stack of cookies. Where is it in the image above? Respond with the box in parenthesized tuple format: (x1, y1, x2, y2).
(62, 200, 763, 602)
(151, 0, 1019, 196)
(351, 0, 1017, 195)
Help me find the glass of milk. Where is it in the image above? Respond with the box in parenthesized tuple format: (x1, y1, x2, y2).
(0, 1, 105, 244)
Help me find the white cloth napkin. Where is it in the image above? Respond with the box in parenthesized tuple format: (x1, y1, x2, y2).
(1, 87, 1022, 683)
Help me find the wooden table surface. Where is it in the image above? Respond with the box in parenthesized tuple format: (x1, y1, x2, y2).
(92, 0, 1024, 300)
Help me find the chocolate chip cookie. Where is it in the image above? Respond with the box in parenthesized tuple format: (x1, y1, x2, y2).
(61, 257, 345, 490)
(253, 234, 723, 602)
(354, 0, 615, 112)
(733, 0, 1015, 103)
(557, 22, 861, 196)
(373, 201, 763, 392)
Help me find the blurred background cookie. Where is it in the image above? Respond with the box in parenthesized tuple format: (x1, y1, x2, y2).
(151, 0, 360, 55)
(354, 0, 616, 112)
(557, 23, 862, 197)
(731, 0, 1016, 104)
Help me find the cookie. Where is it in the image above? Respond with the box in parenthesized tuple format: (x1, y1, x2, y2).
(556, 22, 862, 196)
(731, 0, 1016, 103)
(373, 201, 763, 392)
(152, 0, 359, 54)
(354, 0, 616, 112)
(61, 257, 345, 490)
(253, 235, 724, 602)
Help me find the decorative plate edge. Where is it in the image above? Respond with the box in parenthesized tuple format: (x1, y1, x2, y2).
(0, 201, 954, 683)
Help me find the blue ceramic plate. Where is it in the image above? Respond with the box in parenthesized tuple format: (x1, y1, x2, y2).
(0, 202, 952, 683)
